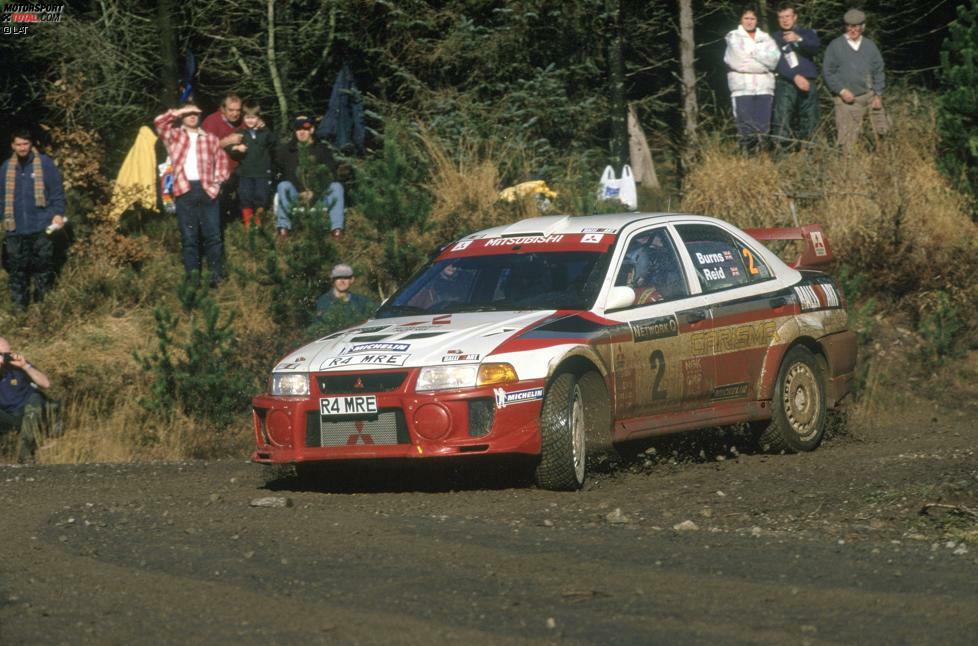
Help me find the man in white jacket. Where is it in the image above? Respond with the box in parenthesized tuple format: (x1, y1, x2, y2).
(724, 6, 781, 152)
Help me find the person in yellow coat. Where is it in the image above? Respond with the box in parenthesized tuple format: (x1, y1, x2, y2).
(107, 126, 159, 223)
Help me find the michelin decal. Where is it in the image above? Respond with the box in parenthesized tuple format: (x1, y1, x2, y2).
(493, 386, 544, 409)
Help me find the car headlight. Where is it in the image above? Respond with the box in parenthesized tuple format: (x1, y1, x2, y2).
(271, 372, 310, 396)
(416, 363, 518, 392)
(416, 365, 478, 392)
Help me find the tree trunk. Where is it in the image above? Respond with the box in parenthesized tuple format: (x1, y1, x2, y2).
(606, 0, 628, 166)
(157, 0, 178, 106)
(677, 0, 699, 178)
(266, 0, 289, 136)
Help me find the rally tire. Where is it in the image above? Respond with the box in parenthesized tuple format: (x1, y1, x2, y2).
(535, 372, 588, 490)
(758, 346, 827, 453)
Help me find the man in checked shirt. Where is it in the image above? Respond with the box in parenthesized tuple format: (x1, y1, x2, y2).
(154, 102, 230, 286)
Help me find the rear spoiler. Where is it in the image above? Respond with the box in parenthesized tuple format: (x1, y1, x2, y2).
(744, 224, 833, 269)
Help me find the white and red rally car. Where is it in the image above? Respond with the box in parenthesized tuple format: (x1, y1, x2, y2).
(252, 213, 856, 490)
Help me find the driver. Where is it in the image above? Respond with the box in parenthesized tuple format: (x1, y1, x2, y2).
(623, 232, 684, 303)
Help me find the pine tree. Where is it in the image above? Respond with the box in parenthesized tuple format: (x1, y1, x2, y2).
(354, 121, 433, 297)
(937, 0, 978, 217)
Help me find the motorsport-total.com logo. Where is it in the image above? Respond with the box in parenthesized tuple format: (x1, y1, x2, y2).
(1, 1, 64, 36)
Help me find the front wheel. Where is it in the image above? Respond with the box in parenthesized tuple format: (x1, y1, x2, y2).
(535, 372, 589, 490)
(758, 346, 827, 453)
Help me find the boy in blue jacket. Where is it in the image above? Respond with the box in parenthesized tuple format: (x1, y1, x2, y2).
(231, 100, 275, 228)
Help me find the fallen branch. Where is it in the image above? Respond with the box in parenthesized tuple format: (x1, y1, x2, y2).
(920, 502, 978, 519)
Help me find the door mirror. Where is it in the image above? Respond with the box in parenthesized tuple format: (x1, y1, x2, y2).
(604, 286, 635, 311)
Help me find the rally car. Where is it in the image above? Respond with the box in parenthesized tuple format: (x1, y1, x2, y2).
(252, 213, 856, 490)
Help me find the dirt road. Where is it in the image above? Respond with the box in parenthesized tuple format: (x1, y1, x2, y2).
(2, 405, 977, 644)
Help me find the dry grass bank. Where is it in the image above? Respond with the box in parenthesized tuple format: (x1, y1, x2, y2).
(682, 93, 978, 425)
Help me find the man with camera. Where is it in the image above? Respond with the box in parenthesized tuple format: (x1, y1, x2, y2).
(0, 337, 52, 464)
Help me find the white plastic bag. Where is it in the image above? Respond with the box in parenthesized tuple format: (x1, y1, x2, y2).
(598, 164, 638, 210)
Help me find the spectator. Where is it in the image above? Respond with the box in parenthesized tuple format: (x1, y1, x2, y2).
(0, 337, 52, 464)
(771, 2, 821, 150)
(154, 102, 230, 286)
(724, 5, 781, 153)
(232, 99, 274, 228)
(274, 115, 345, 239)
(202, 93, 244, 223)
(823, 8, 889, 149)
(0, 129, 66, 309)
(315, 263, 376, 318)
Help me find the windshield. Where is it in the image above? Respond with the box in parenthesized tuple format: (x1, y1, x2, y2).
(376, 250, 610, 317)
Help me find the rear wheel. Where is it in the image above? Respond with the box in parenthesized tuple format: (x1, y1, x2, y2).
(758, 346, 827, 453)
(535, 372, 590, 490)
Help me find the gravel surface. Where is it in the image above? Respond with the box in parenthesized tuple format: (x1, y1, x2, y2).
(2, 407, 976, 644)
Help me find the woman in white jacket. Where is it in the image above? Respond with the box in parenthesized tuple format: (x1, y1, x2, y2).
(724, 6, 781, 152)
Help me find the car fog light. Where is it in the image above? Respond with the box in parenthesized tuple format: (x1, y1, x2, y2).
(414, 404, 452, 440)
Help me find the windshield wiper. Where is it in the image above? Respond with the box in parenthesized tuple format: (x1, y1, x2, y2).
(375, 304, 427, 318)
(434, 303, 504, 313)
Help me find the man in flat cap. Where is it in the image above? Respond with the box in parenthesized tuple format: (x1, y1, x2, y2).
(823, 8, 889, 149)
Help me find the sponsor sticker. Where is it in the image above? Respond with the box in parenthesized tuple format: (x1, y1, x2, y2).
(484, 234, 564, 247)
(710, 382, 749, 400)
(493, 386, 544, 409)
(820, 283, 840, 308)
(441, 353, 480, 362)
(630, 315, 679, 343)
(582, 227, 617, 233)
(794, 285, 821, 312)
(810, 230, 828, 257)
(452, 240, 473, 251)
(581, 233, 604, 244)
(341, 342, 410, 354)
(322, 354, 410, 368)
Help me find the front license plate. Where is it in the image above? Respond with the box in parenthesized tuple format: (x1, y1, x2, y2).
(320, 395, 378, 416)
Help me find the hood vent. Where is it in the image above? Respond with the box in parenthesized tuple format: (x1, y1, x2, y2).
(350, 334, 391, 342)
(400, 331, 448, 340)
(483, 327, 517, 337)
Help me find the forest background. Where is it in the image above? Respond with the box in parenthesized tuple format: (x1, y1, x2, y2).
(0, 0, 975, 462)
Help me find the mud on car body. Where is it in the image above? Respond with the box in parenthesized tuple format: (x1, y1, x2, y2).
(252, 213, 856, 490)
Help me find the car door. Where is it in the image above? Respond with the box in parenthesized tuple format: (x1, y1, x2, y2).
(673, 222, 780, 403)
(604, 225, 713, 420)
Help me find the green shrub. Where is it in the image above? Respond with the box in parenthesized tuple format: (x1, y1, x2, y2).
(135, 274, 254, 430)
(937, 0, 978, 217)
(918, 290, 965, 363)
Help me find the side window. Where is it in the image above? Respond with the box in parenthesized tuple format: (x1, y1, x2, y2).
(614, 228, 689, 305)
(676, 224, 771, 293)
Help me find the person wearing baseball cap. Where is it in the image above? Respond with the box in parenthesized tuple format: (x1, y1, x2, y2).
(273, 114, 346, 239)
(313, 263, 376, 319)
(822, 7, 889, 148)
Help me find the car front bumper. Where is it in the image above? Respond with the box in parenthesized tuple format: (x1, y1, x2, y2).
(251, 369, 544, 464)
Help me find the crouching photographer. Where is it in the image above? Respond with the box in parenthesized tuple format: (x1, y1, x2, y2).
(0, 336, 53, 464)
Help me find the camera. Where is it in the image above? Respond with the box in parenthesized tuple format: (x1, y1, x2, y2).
(1, 352, 12, 363)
